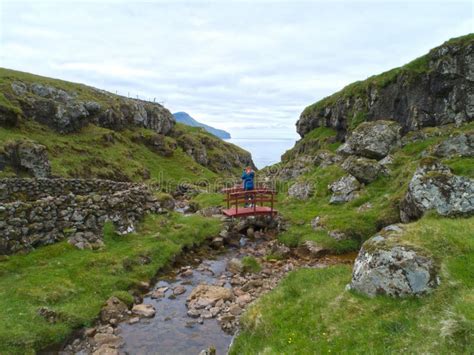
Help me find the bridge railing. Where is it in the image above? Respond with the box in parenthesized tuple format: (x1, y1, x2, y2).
(221, 185, 277, 217)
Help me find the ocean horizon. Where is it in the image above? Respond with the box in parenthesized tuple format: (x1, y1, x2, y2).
(225, 137, 297, 169)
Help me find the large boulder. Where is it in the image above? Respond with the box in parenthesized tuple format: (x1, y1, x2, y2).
(341, 156, 383, 183)
(431, 132, 474, 158)
(328, 175, 361, 203)
(187, 284, 233, 308)
(288, 181, 313, 200)
(400, 159, 474, 222)
(4, 140, 51, 178)
(349, 225, 439, 297)
(337, 120, 402, 159)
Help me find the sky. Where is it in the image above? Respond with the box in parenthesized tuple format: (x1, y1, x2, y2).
(0, 0, 472, 139)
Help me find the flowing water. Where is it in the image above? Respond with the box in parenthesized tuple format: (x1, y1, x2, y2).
(118, 250, 238, 354)
(54, 233, 357, 355)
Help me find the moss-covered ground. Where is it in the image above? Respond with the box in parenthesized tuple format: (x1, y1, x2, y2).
(274, 123, 473, 254)
(0, 213, 221, 354)
(231, 215, 474, 354)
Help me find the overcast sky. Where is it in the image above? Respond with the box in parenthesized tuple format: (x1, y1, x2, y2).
(0, 1, 472, 138)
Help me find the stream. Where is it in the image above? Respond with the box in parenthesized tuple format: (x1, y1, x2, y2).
(59, 229, 357, 355)
(118, 248, 239, 354)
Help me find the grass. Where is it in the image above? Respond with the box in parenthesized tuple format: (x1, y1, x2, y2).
(231, 215, 474, 354)
(274, 123, 474, 254)
(0, 67, 252, 182)
(281, 127, 339, 162)
(0, 120, 219, 186)
(0, 212, 221, 354)
(191, 192, 225, 209)
(242, 256, 262, 273)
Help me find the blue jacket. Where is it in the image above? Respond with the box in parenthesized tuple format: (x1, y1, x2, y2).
(241, 170, 255, 190)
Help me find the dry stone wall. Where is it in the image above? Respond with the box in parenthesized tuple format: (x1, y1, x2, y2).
(0, 178, 163, 255)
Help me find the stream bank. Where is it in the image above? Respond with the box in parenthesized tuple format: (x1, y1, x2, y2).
(58, 216, 356, 355)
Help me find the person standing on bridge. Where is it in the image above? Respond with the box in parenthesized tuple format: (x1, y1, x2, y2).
(242, 166, 255, 207)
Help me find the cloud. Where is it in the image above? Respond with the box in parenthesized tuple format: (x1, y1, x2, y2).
(0, 0, 472, 140)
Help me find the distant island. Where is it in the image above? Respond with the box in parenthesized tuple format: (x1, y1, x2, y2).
(173, 112, 231, 139)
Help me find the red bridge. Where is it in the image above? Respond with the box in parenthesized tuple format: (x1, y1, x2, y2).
(222, 186, 277, 218)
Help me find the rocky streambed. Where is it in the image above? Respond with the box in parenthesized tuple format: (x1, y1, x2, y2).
(57, 222, 356, 355)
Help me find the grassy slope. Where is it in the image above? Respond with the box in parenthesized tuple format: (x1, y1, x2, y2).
(231, 215, 474, 354)
(0, 67, 128, 110)
(0, 67, 250, 183)
(300, 33, 474, 130)
(0, 212, 221, 354)
(275, 123, 474, 254)
(0, 121, 218, 184)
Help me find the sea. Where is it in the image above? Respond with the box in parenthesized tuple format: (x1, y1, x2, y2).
(225, 138, 297, 169)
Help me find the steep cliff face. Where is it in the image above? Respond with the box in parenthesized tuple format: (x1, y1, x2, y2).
(296, 34, 474, 139)
(1, 68, 175, 134)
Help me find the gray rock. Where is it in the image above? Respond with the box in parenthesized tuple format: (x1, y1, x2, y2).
(227, 258, 243, 274)
(342, 156, 383, 183)
(314, 150, 343, 167)
(4, 140, 51, 178)
(400, 160, 474, 222)
(269, 242, 291, 259)
(310, 216, 324, 231)
(131, 303, 156, 318)
(378, 154, 394, 167)
(431, 132, 474, 158)
(349, 227, 439, 297)
(328, 175, 361, 204)
(298, 240, 328, 258)
(85, 101, 102, 113)
(288, 181, 313, 200)
(100, 297, 128, 323)
(342, 120, 402, 159)
(328, 230, 348, 241)
(11, 81, 27, 96)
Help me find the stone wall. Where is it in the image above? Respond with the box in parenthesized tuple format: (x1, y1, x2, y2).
(0, 178, 162, 255)
(0, 178, 135, 202)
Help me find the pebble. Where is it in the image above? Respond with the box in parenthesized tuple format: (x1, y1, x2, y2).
(173, 285, 186, 295)
(128, 317, 140, 325)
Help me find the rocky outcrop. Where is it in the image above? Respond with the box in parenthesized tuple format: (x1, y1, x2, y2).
(349, 225, 440, 297)
(2, 139, 51, 178)
(297, 35, 474, 139)
(172, 127, 255, 173)
(431, 132, 474, 158)
(341, 155, 384, 184)
(336, 120, 402, 159)
(0, 178, 166, 254)
(328, 175, 361, 203)
(288, 181, 313, 200)
(400, 159, 474, 222)
(5, 80, 175, 135)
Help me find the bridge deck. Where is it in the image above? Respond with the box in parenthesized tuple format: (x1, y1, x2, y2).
(222, 185, 277, 218)
(222, 206, 278, 217)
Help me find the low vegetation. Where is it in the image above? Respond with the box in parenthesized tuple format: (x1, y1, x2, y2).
(0, 121, 218, 185)
(0, 212, 221, 353)
(231, 215, 474, 354)
(274, 123, 473, 254)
